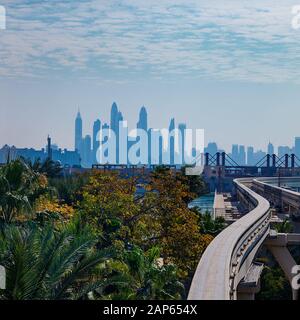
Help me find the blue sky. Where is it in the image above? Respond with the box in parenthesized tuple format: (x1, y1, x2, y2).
(1, 0, 300, 152)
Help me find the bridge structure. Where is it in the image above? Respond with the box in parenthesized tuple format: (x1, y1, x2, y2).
(204, 152, 300, 175)
(201, 152, 300, 192)
(188, 177, 300, 300)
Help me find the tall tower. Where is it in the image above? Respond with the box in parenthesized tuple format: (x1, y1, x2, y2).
(267, 142, 274, 155)
(239, 145, 246, 165)
(93, 119, 101, 163)
(247, 146, 254, 166)
(169, 118, 175, 165)
(178, 123, 186, 165)
(47, 135, 52, 160)
(137, 106, 148, 131)
(110, 102, 119, 133)
(75, 110, 82, 153)
(110, 102, 124, 164)
(231, 144, 239, 163)
(82, 135, 92, 168)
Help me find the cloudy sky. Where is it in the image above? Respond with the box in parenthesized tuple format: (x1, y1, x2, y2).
(1, 0, 300, 152)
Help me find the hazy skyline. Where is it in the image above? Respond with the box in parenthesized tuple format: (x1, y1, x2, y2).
(1, 0, 300, 152)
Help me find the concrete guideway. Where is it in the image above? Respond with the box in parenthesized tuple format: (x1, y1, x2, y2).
(188, 178, 271, 300)
(213, 191, 226, 219)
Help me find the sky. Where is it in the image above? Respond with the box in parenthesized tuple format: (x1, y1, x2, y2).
(1, 0, 300, 152)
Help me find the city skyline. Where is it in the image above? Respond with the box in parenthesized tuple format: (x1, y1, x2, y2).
(68, 104, 300, 164)
(3, 101, 300, 159)
(2, 101, 300, 168)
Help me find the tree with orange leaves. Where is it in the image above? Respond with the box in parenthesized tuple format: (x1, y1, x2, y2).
(79, 168, 213, 279)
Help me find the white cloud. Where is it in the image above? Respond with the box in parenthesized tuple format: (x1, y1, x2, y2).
(0, 0, 300, 83)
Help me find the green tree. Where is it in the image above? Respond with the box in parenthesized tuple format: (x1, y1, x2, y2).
(274, 219, 293, 233)
(256, 266, 292, 300)
(198, 211, 226, 236)
(0, 222, 110, 300)
(0, 160, 48, 223)
(96, 246, 184, 300)
(23, 157, 62, 178)
(180, 166, 208, 198)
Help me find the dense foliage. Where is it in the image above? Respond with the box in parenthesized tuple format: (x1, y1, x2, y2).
(0, 160, 214, 300)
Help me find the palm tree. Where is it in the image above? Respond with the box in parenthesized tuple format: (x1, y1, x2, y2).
(0, 161, 33, 223)
(0, 160, 55, 223)
(22, 157, 62, 178)
(98, 246, 184, 300)
(199, 212, 226, 235)
(0, 223, 110, 300)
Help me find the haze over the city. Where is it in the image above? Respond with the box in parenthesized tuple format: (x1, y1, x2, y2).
(1, 0, 300, 152)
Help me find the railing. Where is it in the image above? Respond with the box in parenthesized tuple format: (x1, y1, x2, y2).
(252, 177, 300, 213)
(188, 178, 271, 300)
(253, 177, 300, 197)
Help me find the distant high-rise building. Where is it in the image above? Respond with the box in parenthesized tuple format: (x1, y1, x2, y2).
(75, 110, 82, 153)
(1, 135, 80, 167)
(178, 123, 186, 164)
(118, 111, 123, 123)
(247, 146, 254, 166)
(169, 118, 175, 132)
(169, 118, 175, 165)
(239, 145, 246, 165)
(47, 135, 52, 160)
(267, 142, 274, 155)
(82, 135, 92, 168)
(110, 102, 119, 133)
(93, 119, 101, 163)
(231, 144, 239, 163)
(110, 102, 124, 163)
(137, 106, 148, 131)
(295, 137, 300, 158)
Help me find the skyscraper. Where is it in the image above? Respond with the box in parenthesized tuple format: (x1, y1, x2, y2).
(178, 123, 186, 165)
(231, 144, 239, 163)
(267, 142, 274, 155)
(110, 102, 119, 133)
(137, 106, 148, 131)
(47, 135, 52, 160)
(110, 102, 124, 164)
(82, 134, 92, 168)
(93, 119, 101, 163)
(295, 137, 300, 158)
(75, 110, 82, 154)
(169, 118, 175, 165)
(247, 146, 254, 166)
(239, 145, 246, 165)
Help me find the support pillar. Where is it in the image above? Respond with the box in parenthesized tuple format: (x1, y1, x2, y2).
(237, 263, 264, 300)
(265, 232, 300, 300)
